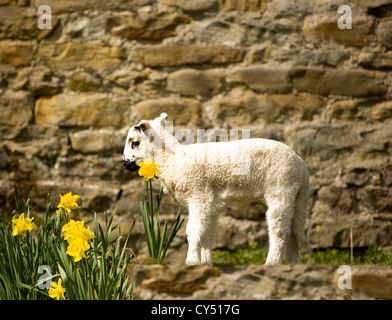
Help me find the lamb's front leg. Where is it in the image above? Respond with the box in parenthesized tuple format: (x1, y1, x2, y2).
(185, 201, 215, 265)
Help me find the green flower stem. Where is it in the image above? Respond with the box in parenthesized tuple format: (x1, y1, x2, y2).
(140, 179, 184, 263)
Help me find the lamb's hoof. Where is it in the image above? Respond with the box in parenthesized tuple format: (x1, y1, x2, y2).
(185, 259, 201, 266)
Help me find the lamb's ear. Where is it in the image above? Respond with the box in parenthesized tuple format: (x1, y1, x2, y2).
(159, 113, 167, 126)
(138, 120, 151, 134)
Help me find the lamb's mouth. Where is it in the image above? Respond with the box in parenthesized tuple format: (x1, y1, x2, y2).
(123, 159, 140, 172)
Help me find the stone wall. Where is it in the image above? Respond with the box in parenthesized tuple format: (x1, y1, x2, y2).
(1, 0, 392, 261)
(131, 264, 392, 300)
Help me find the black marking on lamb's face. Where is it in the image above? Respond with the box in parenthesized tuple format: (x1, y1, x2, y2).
(134, 125, 142, 132)
(131, 140, 140, 149)
(123, 158, 140, 171)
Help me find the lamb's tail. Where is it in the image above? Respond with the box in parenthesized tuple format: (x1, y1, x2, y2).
(292, 168, 312, 255)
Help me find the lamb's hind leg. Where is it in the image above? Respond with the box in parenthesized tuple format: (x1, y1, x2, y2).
(185, 201, 215, 265)
(265, 197, 295, 265)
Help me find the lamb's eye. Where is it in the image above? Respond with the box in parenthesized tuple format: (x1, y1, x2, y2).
(131, 141, 140, 149)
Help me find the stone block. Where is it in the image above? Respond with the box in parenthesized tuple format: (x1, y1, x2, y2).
(330, 99, 392, 120)
(316, 184, 352, 215)
(227, 65, 291, 93)
(0, 6, 58, 40)
(358, 186, 392, 214)
(376, 18, 392, 49)
(303, 15, 370, 47)
(290, 67, 387, 96)
(334, 266, 392, 300)
(66, 71, 102, 92)
(35, 93, 130, 127)
(285, 123, 362, 161)
(108, 12, 189, 41)
(70, 129, 125, 154)
(269, 48, 349, 67)
(132, 264, 392, 300)
(133, 97, 202, 125)
(166, 68, 223, 96)
(0, 41, 33, 67)
(0, 0, 28, 5)
(31, 0, 152, 13)
(134, 44, 245, 67)
(53, 155, 127, 182)
(308, 217, 392, 249)
(214, 92, 325, 126)
(27, 66, 62, 95)
(358, 51, 392, 68)
(37, 42, 123, 70)
(218, 0, 269, 12)
(0, 90, 33, 126)
(370, 100, 392, 120)
(163, 0, 216, 11)
(132, 265, 220, 298)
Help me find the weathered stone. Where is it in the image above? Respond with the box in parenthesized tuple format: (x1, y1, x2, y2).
(163, 0, 216, 11)
(214, 92, 325, 126)
(331, 99, 392, 121)
(376, 18, 392, 49)
(0, 90, 33, 126)
(28, 66, 62, 95)
(70, 129, 125, 154)
(331, 99, 366, 120)
(66, 71, 102, 92)
(134, 44, 245, 67)
(37, 42, 123, 70)
(133, 97, 202, 125)
(9, 68, 29, 90)
(355, 121, 392, 154)
(0, 41, 33, 67)
(132, 264, 392, 300)
(303, 15, 370, 46)
(213, 215, 268, 250)
(227, 65, 291, 93)
(359, 0, 392, 8)
(0, 0, 28, 5)
(285, 123, 362, 161)
(269, 48, 349, 67)
(191, 19, 247, 47)
(0, 6, 36, 39)
(133, 265, 220, 297)
(381, 165, 392, 186)
(333, 266, 392, 300)
(341, 167, 381, 188)
(358, 186, 392, 214)
(218, 0, 269, 12)
(54, 155, 128, 181)
(35, 93, 130, 127)
(0, 6, 58, 40)
(358, 51, 392, 68)
(31, 0, 153, 13)
(316, 184, 352, 215)
(167, 68, 223, 96)
(370, 100, 392, 120)
(290, 67, 387, 96)
(308, 218, 392, 249)
(108, 12, 189, 41)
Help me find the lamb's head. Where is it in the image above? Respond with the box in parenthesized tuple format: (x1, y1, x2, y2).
(123, 113, 167, 171)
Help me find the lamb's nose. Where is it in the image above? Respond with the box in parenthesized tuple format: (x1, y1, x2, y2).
(123, 158, 129, 168)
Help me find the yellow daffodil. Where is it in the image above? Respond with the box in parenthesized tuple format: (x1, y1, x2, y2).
(66, 237, 90, 262)
(138, 158, 160, 180)
(12, 213, 35, 238)
(62, 220, 95, 244)
(62, 219, 95, 262)
(57, 192, 81, 214)
(49, 278, 66, 300)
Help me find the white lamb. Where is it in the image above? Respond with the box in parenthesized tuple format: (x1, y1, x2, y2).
(123, 113, 311, 265)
